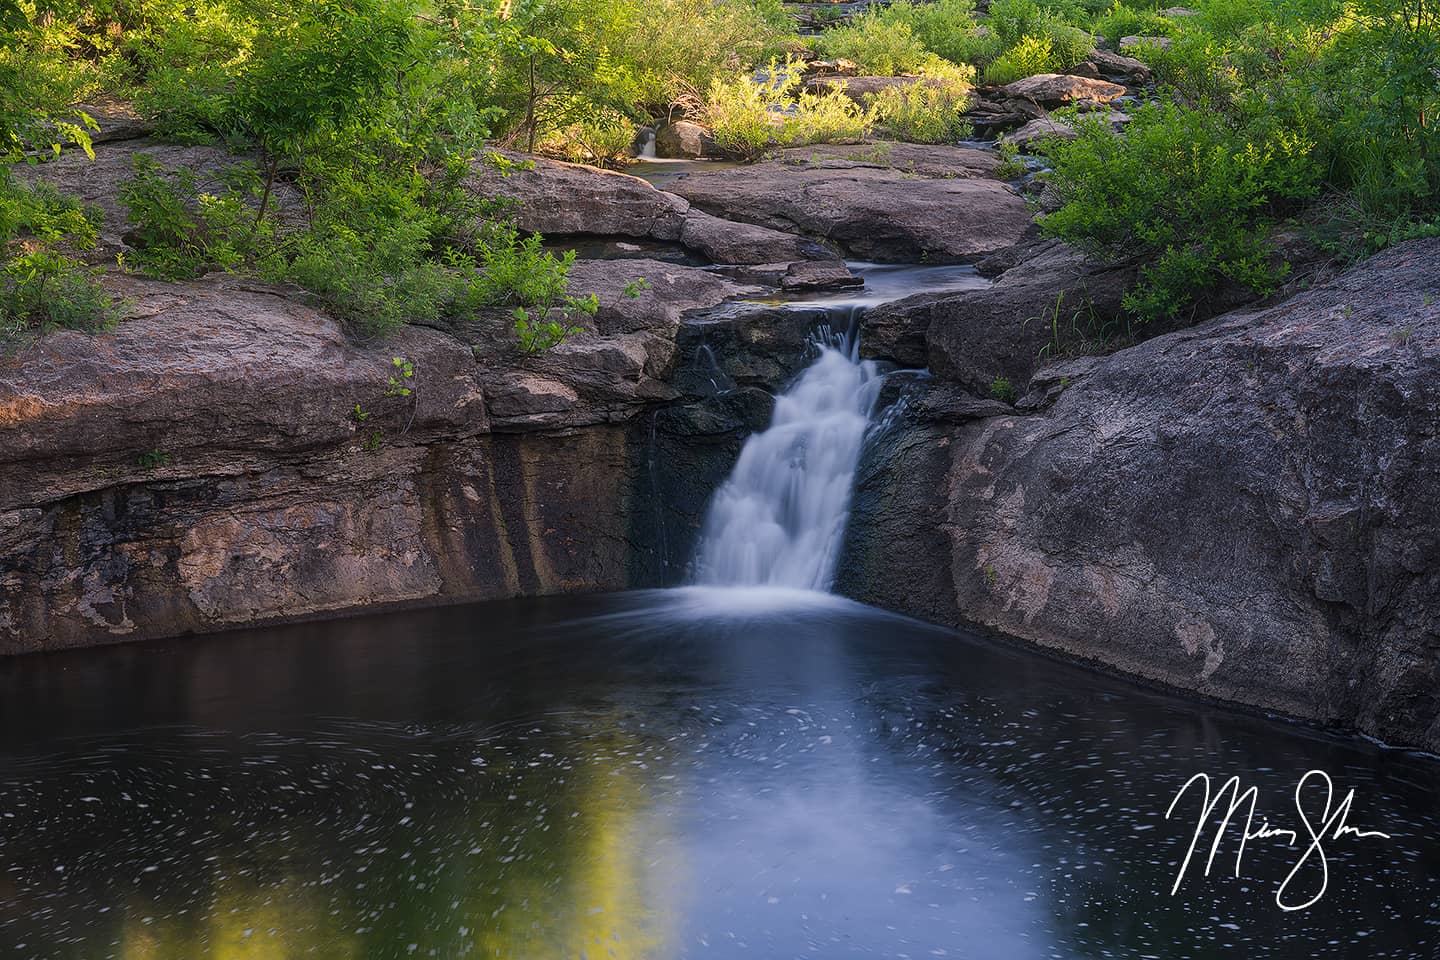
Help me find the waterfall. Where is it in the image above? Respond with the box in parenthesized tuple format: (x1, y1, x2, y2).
(691, 330, 882, 592)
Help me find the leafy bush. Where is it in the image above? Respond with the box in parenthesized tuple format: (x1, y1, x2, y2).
(705, 62, 871, 160)
(119, 155, 262, 280)
(822, 14, 933, 74)
(869, 79, 974, 143)
(0, 174, 117, 340)
(1037, 102, 1320, 319)
(983, 35, 1058, 84)
(1089, 2, 1173, 45)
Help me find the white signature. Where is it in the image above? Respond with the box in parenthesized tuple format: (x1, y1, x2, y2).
(1165, 769, 1392, 911)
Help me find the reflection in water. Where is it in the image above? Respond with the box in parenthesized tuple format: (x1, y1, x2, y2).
(0, 591, 1437, 959)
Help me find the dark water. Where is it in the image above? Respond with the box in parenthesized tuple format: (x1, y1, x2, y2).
(0, 589, 1436, 959)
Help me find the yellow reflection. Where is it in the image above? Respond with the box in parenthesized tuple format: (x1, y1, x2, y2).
(119, 875, 358, 960)
(479, 725, 684, 959)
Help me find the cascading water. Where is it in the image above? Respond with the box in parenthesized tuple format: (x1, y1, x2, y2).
(691, 328, 882, 592)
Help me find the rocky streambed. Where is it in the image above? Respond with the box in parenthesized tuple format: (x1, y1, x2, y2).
(3, 131, 1437, 753)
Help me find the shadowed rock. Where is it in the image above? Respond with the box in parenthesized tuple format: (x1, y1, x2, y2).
(842, 237, 1440, 752)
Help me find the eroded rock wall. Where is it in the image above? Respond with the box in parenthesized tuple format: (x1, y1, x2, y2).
(840, 239, 1440, 751)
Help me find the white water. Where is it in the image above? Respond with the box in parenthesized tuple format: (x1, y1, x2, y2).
(692, 334, 883, 592)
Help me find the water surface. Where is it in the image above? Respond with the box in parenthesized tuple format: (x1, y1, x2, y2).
(0, 590, 1436, 959)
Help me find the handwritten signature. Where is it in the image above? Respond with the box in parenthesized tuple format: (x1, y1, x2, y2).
(1165, 769, 1391, 911)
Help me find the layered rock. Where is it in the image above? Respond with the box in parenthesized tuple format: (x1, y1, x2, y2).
(860, 238, 1136, 388)
(666, 146, 1032, 263)
(0, 256, 777, 651)
(841, 238, 1440, 751)
(469, 151, 839, 265)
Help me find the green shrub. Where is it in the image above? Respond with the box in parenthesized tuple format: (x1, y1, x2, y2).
(118, 155, 261, 280)
(869, 79, 974, 143)
(983, 35, 1058, 84)
(1089, 2, 1173, 45)
(822, 14, 932, 74)
(705, 62, 872, 160)
(789, 85, 874, 145)
(0, 173, 117, 340)
(1037, 102, 1321, 320)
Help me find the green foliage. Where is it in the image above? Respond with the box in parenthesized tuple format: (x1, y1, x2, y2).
(868, 79, 975, 143)
(705, 62, 872, 161)
(989, 376, 1017, 402)
(0, 173, 118, 340)
(118, 155, 262, 279)
(982, 34, 1058, 83)
(823, 13, 933, 74)
(1037, 103, 1319, 319)
(1089, 2, 1173, 45)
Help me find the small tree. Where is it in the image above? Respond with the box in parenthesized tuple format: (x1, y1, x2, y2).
(233, 0, 415, 225)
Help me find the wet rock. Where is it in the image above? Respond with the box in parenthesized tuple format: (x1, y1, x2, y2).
(842, 238, 1440, 753)
(667, 149, 1031, 263)
(655, 120, 717, 159)
(1000, 73, 1128, 107)
(780, 260, 863, 291)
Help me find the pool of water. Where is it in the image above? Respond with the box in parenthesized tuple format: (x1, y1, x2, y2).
(1, 590, 1436, 959)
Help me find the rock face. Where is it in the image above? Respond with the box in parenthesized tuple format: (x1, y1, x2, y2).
(999, 116, 1077, 150)
(667, 147, 1032, 263)
(470, 151, 838, 265)
(0, 256, 776, 651)
(841, 238, 1440, 751)
(861, 238, 1136, 389)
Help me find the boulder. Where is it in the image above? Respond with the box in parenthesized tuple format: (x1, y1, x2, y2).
(1120, 35, 1172, 51)
(655, 120, 717, 159)
(803, 74, 947, 105)
(679, 209, 841, 264)
(1066, 61, 1102, 79)
(1000, 73, 1128, 107)
(802, 58, 859, 76)
(470, 150, 832, 265)
(842, 238, 1440, 752)
(1000, 116, 1078, 151)
(860, 239, 1136, 380)
(1089, 49, 1153, 83)
(470, 151, 691, 241)
(780, 259, 864, 291)
(12, 140, 304, 264)
(777, 141, 1001, 179)
(667, 149, 1031, 263)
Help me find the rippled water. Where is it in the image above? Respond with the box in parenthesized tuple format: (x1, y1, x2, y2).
(1, 591, 1436, 959)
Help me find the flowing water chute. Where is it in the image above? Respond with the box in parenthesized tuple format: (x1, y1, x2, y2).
(691, 326, 882, 592)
